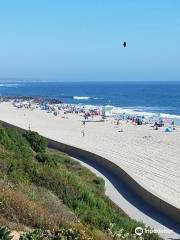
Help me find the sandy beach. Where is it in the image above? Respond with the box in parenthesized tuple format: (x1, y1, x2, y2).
(0, 102, 180, 211)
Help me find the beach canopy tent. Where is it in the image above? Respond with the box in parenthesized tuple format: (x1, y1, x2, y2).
(114, 113, 130, 120)
(163, 117, 172, 125)
(135, 115, 144, 121)
(41, 103, 49, 110)
(114, 114, 123, 120)
(22, 101, 29, 106)
(83, 105, 101, 115)
(13, 102, 22, 108)
(102, 105, 115, 117)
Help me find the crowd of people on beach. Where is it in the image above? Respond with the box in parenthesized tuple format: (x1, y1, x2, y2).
(0, 97, 176, 135)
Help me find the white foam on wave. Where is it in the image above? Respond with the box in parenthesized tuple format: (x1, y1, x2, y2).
(160, 113, 180, 120)
(0, 83, 20, 87)
(73, 96, 91, 100)
(112, 107, 180, 119)
(73, 96, 103, 100)
(79, 104, 180, 120)
(94, 97, 104, 100)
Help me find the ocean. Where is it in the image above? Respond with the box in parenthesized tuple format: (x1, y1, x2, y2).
(0, 81, 180, 119)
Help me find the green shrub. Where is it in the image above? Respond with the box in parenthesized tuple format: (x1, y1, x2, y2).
(24, 131, 47, 153)
(0, 125, 12, 149)
(48, 149, 105, 193)
(36, 152, 57, 166)
(36, 152, 49, 163)
(0, 226, 13, 240)
(28, 164, 137, 234)
(20, 228, 93, 240)
(20, 229, 43, 240)
(0, 124, 33, 159)
(7, 128, 33, 159)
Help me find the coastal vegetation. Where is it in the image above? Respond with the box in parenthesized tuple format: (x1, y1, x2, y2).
(0, 123, 160, 239)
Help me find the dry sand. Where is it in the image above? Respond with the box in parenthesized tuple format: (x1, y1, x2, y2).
(0, 102, 179, 209)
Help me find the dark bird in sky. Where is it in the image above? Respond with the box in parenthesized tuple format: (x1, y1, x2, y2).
(123, 42, 126, 48)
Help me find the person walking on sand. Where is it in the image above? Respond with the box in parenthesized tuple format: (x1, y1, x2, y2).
(81, 129, 85, 137)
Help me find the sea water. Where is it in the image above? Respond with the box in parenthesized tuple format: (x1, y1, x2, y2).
(0, 81, 180, 119)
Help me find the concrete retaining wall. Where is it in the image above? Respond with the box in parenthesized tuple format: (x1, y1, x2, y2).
(2, 120, 180, 224)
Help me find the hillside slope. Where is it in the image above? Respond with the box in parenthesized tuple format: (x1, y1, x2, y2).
(0, 123, 159, 240)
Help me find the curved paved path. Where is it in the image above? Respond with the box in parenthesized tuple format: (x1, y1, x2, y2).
(72, 157, 180, 239)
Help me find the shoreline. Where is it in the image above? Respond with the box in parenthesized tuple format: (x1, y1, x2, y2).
(1, 96, 180, 122)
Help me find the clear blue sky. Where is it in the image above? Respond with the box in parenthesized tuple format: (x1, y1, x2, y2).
(0, 0, 180, 81)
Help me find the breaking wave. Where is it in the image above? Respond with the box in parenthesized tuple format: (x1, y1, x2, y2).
(0, 83, 20, 88)
(73, 96, 91, 100)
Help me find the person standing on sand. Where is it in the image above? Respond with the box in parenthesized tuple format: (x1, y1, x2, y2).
(172, 120, 175, 130)
(81, 129, 85, 136)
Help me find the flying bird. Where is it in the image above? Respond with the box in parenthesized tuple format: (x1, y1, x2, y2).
(123, 42, 126, 48)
